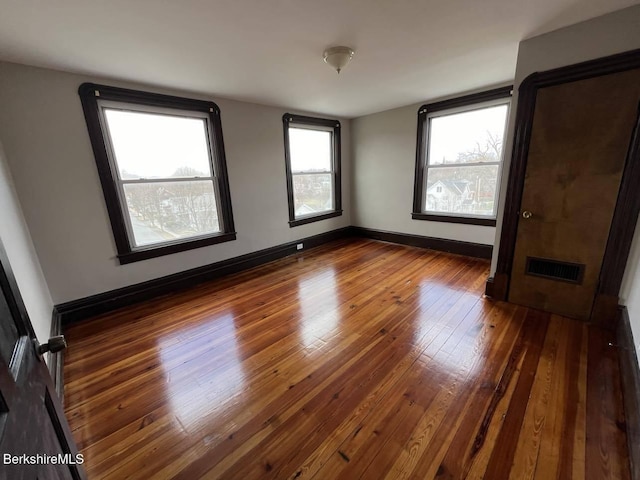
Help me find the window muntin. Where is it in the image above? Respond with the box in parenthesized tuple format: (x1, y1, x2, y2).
(79, 83, 236, 264)
(283, 114, 342, 227)
(413, 87, 512, 226)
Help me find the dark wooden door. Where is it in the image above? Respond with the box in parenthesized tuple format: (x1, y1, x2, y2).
(508, 68, 640, 320)
(0, 240, 85, 480)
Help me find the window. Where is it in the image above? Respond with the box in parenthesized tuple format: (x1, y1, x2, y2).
(412, 86, 512, 226)
(283, 114, 342, 227)
(79, 83, 236, 264)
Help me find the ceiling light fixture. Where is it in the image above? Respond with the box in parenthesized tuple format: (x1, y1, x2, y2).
(323, 46, 355, 74)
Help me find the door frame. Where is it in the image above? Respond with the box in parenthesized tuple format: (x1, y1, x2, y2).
(487, 48, 640, 325)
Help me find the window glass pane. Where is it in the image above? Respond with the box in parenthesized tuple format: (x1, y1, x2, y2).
(428, 104, 508, 165)
(293, 173, 333, 217)
(425, 165, 498, 217)
(123, 181, 220, 247)
(104, 109, 212, 179)
(289, 128, 332, 173)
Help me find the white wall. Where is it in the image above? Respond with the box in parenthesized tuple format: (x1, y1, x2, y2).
(351, 98, 499, 245)
(490, 5, 640, 355)
(0, 62, 351, 304)
(0, 140, 54, 343)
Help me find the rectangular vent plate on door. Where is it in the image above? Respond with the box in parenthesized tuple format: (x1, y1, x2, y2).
(525, 257, 585, 284)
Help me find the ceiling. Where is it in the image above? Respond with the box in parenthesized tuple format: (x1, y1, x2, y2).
(0, 0, 638, 118)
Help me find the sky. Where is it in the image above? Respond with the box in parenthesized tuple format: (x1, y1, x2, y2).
(103, 106, 502, 178)
(428, 104, 508, 165)
(104, 109, 212, 178)
(289, 128, 332, 172)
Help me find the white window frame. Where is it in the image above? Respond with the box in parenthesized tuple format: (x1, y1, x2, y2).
(283, 113, 342, 227)
(97, 100, 224, 249)
(412, 87, 512, 226)
(78, 83, 236, 264)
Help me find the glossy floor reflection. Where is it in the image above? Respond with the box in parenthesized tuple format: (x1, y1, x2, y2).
(298, 268, 339, 350)
(64, 238, 629, 479)
(158, 312, 247, 430)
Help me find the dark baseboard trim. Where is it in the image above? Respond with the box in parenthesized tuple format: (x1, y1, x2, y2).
(48, 307, 64, 401)
(351, 227, 492, 259)
(56, 227, 354, 326)
(56, 225, 494, 328)
(617, 305, 640, 479)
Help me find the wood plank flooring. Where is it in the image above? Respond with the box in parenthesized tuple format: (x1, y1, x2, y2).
(63, 238, 630, 479)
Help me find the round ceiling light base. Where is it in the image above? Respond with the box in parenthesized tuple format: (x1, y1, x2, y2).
(323, 46, 355, 74)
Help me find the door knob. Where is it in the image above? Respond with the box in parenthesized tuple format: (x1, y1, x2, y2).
(522, 211, 533, 219)
(37, 335, 67, 355)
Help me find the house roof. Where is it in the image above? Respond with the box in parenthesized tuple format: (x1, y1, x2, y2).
(427, 180, 471, 195)
(0, 1, 636, 118)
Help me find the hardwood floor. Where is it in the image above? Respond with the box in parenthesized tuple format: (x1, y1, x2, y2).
(63, 238, 630, 479)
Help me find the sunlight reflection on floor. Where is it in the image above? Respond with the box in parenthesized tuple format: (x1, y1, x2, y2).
(297, 268, 339, 352)
(158, 312, 247, 430)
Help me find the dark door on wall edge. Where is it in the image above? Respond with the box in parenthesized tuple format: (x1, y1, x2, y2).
(0, 238, 85, 480)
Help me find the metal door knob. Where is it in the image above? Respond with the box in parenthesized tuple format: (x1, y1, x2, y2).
(522, 211, 533, 219)
(37, 335, 67, 355)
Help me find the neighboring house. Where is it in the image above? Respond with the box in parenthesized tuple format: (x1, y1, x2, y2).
(295, 203, 317, 216)
(294, 198, 332, 217)
(426, 180, 473, 213)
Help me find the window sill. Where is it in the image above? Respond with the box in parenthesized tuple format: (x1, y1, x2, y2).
(289, 210, 343, 227)
(411, 213, 496, 227)
(117, 232, 237, 264)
